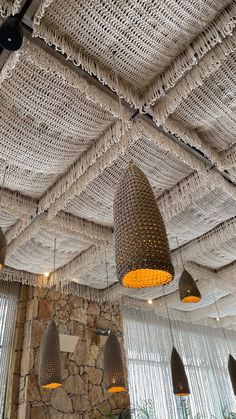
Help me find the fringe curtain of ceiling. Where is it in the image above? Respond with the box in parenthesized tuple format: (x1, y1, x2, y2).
(122, 305, 236, 418)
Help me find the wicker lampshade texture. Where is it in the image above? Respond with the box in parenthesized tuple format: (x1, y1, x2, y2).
(104, 332, 126, 393)
(0, 227, 7, 270)
(39, 320, 62, 389)
(179, 269, 201, 303)
(228, 354, 236, 395)
(114, 163, 174, 288)
(171, 347, 190, 396)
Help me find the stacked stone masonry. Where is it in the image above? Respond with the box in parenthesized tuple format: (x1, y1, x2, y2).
(14, 286, 129, 419)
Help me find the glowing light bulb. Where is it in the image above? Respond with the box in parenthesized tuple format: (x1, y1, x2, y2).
(216, 317, 220, 322)
(148, 299, 153, 305)
(44, 272, 50, 278)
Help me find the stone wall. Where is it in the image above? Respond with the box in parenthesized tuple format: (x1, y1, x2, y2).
(16, 286, 129, 419)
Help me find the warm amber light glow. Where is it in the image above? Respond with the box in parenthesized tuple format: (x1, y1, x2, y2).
(108, 386, 127, 393)
(0, 263, 4, 270)
(41, 383, 62, 389)
(182, 296, 201, 303)
(176, 393, 190, 397)
(123, 268, 173, 288)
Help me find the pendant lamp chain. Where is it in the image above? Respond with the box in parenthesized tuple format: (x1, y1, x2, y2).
(112, 51, 125, 137)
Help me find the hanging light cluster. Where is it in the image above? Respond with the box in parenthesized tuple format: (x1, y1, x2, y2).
(39, 320, 62, 389)
(114, 163, 174, 288)
(104, 332, 126, 393)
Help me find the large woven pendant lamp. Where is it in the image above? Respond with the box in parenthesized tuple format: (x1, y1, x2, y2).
(171, 347, 190, 396)
(104, 332, 126, 393)
(114, 163, 174, 288)
(39, 319, 62, 389)
(163, 287, 190, 397)
(0, 166, 8, 270)
(176, 238, 201, 303)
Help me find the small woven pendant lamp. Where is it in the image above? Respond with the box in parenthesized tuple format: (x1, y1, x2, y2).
(171, 347, 190, 396)
(39, 319, 62, 389)
(0, 165, 8, 270)
(114, 163, 174, 288)
(228, 355, 236, 395)
(176, 238, 201, 303)
(104, 332, 126, 393)
(179, 269, 201, 303)
(163, 286, 190, 397)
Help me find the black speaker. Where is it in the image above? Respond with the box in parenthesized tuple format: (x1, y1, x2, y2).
(0, 16, 23, 51)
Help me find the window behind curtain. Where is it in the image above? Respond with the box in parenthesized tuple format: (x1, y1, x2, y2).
(0, 280, 19, 418)
(122, 305, 236, 418)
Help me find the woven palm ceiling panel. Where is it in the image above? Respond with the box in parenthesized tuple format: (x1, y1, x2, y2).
(0, 40, 117, 197)
(32, 0, 232, 105)
(0, 0, 236, 325)
(171, 53, 236, 152)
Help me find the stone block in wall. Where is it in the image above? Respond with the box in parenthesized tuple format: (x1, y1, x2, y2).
(20, 349, 34, 376)
(86, 367, 103, 386)
(30, 406, 46, 419)
(50, 388, 73, 413)
(17, 402, 30, 419)
(38, 299, 54, 320)
(74, 340, 87, 366)
(64, 375, 85, 395)
(87, 302, 100, 316)
(89, 385, 104, 406)
(26, 298, 38, 321)
(30, 320, 45, 348)
(48, 408, 63, 419)
(26, 375, 41, 402)
(71, 307, 87, 324)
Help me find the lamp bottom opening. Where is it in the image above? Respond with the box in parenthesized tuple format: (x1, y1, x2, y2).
(122, 268, 172, 288)
(107, 386, 127, 393)
(41, 383, 62, 389)
(182, 296, 201, 303)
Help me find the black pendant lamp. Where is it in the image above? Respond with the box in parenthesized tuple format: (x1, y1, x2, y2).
(176, 237, 201, 304)
(163, 287, 190, 397)
(171, 347, 190, 396)
(0, 16, 23, 51)
(179, 269, 201, 303)
(39, 319, 62, 389)
(228, 355, 236, 395)
(104, 332, 126, 393)
(114, 163, 174, 288)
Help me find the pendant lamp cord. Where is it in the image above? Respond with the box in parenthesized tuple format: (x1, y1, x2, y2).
(53, 237, 57, 272)
(211, 280, 230, 353)
(0, 164, 8, 206)
(176, 236, 184, 270)
(163, 286, 175, 346)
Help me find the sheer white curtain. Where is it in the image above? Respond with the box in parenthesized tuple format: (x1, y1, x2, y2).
(122, 305, 236, 418)
(0, 280, 19, 418)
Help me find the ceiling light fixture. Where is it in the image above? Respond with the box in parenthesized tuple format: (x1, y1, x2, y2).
(148, 299, 153, 305)
(163, 287, 190, 397)
(114, 163, 174, 288)
(176, 238, 201, 304)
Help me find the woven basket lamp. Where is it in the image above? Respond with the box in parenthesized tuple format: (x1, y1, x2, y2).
(114, 163, 174, 288)
(104, 332, 126, 393)
(228, 354, 236, 395)
(179, 270, 201, 303)
(0, 227, 7, 270)
(39, 320, 62, 389)
(171, 347, 190, 396)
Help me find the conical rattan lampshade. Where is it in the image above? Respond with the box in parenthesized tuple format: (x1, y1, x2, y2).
(114, 163, 174, 288)
(0, 227, 7, 270)
(39, 320, 62, 389)
(104, 332, 126, 393)
(228, 354, 236, 395)
(179, 269, 201, 303)
(171, 347, 190, 396)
